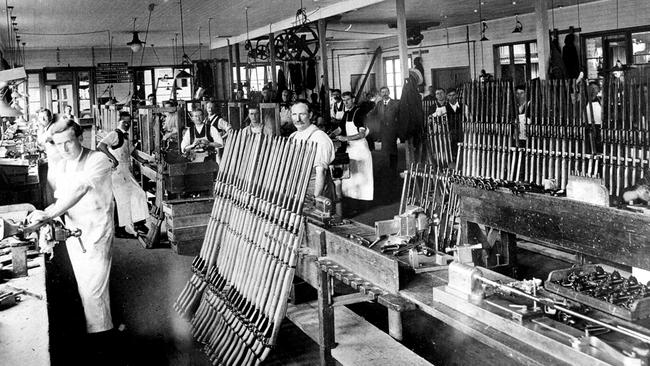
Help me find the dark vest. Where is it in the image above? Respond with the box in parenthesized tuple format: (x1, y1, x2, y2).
(189, 124, 213, 143)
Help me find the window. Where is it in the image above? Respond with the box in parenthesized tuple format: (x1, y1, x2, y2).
(143, 67, 193, 102)
(384, 57, 412, 99)
(494, 41, 538, 85)
(585, 37, 603, 80)
(26, 73, 42, 119)
(232, 65, 281, 98)
(582, 26, 650, 81)
(632, 31, 650, 65)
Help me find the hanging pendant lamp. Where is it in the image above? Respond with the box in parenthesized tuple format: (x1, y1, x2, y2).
(127, 18, 144, 52)
(127, 31, 144, 52)
(512, 15, 523, 33)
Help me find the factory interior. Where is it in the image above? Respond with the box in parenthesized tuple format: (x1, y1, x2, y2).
(1, 0, 650, 365)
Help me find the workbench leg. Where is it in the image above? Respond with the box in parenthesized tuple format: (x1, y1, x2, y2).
(387, 309, 403, 341)
(317, 270, 335, 366)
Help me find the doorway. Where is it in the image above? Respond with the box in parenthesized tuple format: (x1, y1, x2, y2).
(46, 84, 74, 115)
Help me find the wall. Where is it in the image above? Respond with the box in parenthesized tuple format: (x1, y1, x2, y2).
(338, 0, 650, 93)
(24, 46, 229, 69)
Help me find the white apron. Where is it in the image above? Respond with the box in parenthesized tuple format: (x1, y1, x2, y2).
(55, 149, 114, 333)
(109, 134, 149, 229)
(342, 121, 374, 201)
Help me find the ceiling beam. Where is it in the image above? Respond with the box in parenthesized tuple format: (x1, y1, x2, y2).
(211, 0, 387, 49)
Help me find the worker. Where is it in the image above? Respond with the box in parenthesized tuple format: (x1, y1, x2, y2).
(241, 105, 273, 137)
(445, 87, 464, 157)
(431, 87, 448, 117)
(205, 101, 231, 140)
(515, 84, 531, 143)
(161, 101, 179, 151)
(97, 111, 149, 238)
(63, 104, 75, 120)
(330, 88, 344, 129)
(290, 100, 335, 203)
(335, 91, 374, 215)
(35, 108, 58, 205)
(181, 109, 223, 162)
(279, 90, 296, 136)
(369, 86, 399, 175)
(27, 118, 116, 358)
(586, 80, 602, 152)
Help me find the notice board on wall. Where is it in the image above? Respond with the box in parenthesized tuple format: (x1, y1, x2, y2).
(95, 62, 132, 84)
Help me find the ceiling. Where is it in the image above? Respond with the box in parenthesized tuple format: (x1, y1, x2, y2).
(5, 0, 600, 51)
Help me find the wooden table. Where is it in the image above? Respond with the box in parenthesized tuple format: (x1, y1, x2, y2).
(0, 255, 50, 366)
(297, 188, 650, 366)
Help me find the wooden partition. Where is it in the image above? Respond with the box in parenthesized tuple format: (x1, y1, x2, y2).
(259, 102, 281, 136)
(227, 102, 246, 130)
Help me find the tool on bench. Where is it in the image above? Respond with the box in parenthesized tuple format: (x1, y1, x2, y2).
(2, 217, 84, 277)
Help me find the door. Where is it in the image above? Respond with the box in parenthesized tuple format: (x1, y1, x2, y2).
(47, 84, 74, 115)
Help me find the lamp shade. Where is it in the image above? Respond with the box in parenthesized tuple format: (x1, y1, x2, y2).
(175, 69, 192, 79)
(0, 99, 22, 117)
(127, 32, 144, 52)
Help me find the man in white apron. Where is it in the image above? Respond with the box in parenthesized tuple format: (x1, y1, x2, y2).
(97, 111, 149, 237)
(28, 119, 115, 337)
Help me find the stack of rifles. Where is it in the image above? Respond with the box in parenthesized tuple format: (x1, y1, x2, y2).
(175, 131, 317, 365)
(452, 72, 650, 195)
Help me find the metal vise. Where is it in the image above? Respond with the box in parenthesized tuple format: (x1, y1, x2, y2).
(446, 261, 485, 303)
(375, 205, 429, 239)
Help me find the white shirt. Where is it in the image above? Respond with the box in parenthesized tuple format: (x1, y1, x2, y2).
(180, 124, 223, 152)
(291, 124, 335, 170)
(207, 114, 232, 137)
(448, 102, 460, 112)
(586, 102, 602, 125)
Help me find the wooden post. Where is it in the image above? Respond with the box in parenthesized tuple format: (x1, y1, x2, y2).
(395, 0, 409, 84)
(535, 0, 550, 80)
(396, 0, 413, 166)
(227, 41, 234, 100)
(318, 19, 331, 124)
(235, 43, 242, 92)
(387, 309, 403, 341)
(316, 230, 335, 366)
(269, 32, 277, 92)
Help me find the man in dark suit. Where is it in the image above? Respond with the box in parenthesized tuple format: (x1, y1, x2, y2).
(370, 86, 400, 174)
(445, 87, 464, 157)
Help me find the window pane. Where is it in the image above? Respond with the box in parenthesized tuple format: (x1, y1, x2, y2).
(385, 59, 393, 74)
(499, 46, 510, 65)
(633, 31, 650, 65)
(586, 38, 603, 59)
(513, 44, 526, 64)
(395, 86, 403, 98)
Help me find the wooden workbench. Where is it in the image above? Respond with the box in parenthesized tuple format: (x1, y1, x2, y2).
(0, 255, 50, 365)
(297, 187, 650, 365)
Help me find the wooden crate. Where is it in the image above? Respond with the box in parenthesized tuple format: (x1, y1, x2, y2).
(163, 160, 218, 194)
(0, 160, 29, 185)
(163, 198, 213, 256)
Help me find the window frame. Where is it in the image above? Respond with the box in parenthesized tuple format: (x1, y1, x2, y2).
(493, 40, 538, 84)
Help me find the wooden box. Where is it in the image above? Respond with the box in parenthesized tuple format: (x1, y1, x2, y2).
(163, 160, 218, 194)
(163, 198, 214, 256)
(0, 160, 29, 185)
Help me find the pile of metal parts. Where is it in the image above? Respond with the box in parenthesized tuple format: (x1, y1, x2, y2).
(174, 132, 316, 365)
(549, 266, 650, 311)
